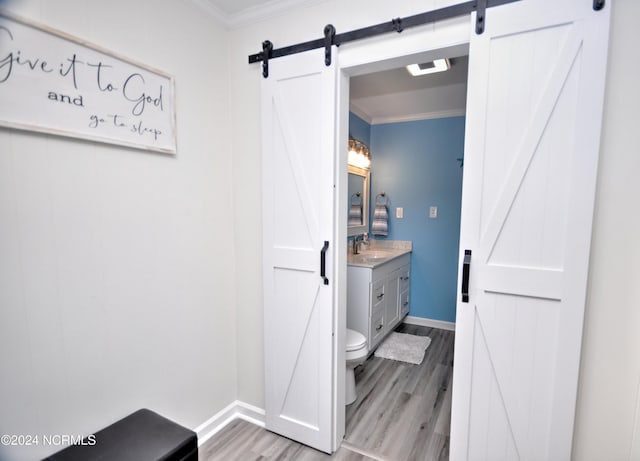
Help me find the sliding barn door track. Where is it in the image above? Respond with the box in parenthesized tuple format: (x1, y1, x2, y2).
(248, 0, 606, 78)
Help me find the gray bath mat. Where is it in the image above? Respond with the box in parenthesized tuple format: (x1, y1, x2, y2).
(374, 332, 432, 365)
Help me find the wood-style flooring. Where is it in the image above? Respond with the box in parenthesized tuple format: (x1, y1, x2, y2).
(199, 324, 455, 461)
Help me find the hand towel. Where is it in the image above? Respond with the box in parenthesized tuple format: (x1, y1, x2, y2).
(348, 202, 363, 226)
(371, 195, 388, 236)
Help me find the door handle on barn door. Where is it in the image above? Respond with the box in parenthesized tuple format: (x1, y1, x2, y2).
(461, 249, 471, 303)
(320, 241, 329, 285)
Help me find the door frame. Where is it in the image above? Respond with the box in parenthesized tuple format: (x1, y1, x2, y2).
(334, 19, 471, 447)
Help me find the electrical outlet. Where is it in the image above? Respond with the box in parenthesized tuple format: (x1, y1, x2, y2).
(429, 206, 438, 218)
(396, 207, 404, 219)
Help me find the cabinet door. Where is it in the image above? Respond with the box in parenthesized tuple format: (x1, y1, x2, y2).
(399, 290, 410, 318)
(370, 280, 386, 349)
(369, 280, 387, 350)
(383, 274, 399, 333)
(371, 280, 385, 315)
(399, 266, 410, 318)
(369, 310, 385, 349)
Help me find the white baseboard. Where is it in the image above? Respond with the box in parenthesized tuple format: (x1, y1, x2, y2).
(195, 400, 265, 447)
(404, 316, 455, 331)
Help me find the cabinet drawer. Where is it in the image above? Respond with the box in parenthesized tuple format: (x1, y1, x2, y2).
(399, 266, 410, 292)
(400, 289, 410, 317)
(371, 281, 385, 314)
(370, 311, 385, 348)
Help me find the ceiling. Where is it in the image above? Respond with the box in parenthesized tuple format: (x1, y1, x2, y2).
(350, 55, 469, 125)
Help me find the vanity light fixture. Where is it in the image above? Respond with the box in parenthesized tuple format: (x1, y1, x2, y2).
(406, 58, 451, 76)
(348, 136, 371, 169)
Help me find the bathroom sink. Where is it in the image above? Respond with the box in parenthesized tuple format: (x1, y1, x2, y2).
(350, 250, 395, 264)
(347, 242, 412, 268)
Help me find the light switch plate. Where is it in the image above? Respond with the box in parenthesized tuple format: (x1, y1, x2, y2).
(429, 206, 438, 218)
(396, 207, 404, 219)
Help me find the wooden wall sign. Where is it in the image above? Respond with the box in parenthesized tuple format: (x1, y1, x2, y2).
(0, 11, 177, 154)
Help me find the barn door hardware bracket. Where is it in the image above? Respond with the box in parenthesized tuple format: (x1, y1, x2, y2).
(324, 24, 336, 66)
(261, 40, 273, 78)
(475, 0, 487, 34)
(392, 18, 403, 33)
(593, 0, 605, 11)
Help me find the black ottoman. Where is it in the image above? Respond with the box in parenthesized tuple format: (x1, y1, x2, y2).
(43, 408, 198, 461)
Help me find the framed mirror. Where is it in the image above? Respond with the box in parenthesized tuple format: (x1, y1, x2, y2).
(347, 164, 370, 237)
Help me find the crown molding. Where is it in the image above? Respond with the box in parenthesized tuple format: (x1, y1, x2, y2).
(370, 109, 466, 125)
(228, 0, 328, 29)
(188, 0, 328, 29)
(186, 0, 230, 25)
(349, 102, 465, 126)
(349, 103, 373, 125)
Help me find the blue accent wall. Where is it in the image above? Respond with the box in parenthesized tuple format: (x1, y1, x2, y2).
(367, 117, 465, 323)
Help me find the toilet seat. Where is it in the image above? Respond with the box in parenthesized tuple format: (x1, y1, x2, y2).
(346, 329, 366, 352)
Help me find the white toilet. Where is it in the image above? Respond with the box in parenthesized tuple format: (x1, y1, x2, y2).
(345, 328, 368, 405)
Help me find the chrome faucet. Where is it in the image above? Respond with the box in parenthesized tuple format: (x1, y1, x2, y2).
(352, 234, 363, 255)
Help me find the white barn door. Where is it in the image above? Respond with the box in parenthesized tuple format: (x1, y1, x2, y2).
(451, 1, 610, 460)
(261, 48, 337, 453)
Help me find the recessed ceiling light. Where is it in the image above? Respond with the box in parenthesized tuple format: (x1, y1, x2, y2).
(406, 58, 451, 76)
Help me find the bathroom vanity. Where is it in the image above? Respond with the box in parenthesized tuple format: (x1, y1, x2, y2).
(347, 242, 411, 352)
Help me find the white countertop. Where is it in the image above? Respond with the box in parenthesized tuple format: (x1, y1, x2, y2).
(347, 240, 412, 268)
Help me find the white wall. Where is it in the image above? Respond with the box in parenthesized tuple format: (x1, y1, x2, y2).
(0, 1, 237, 459)
(573, 0, 640, 459)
